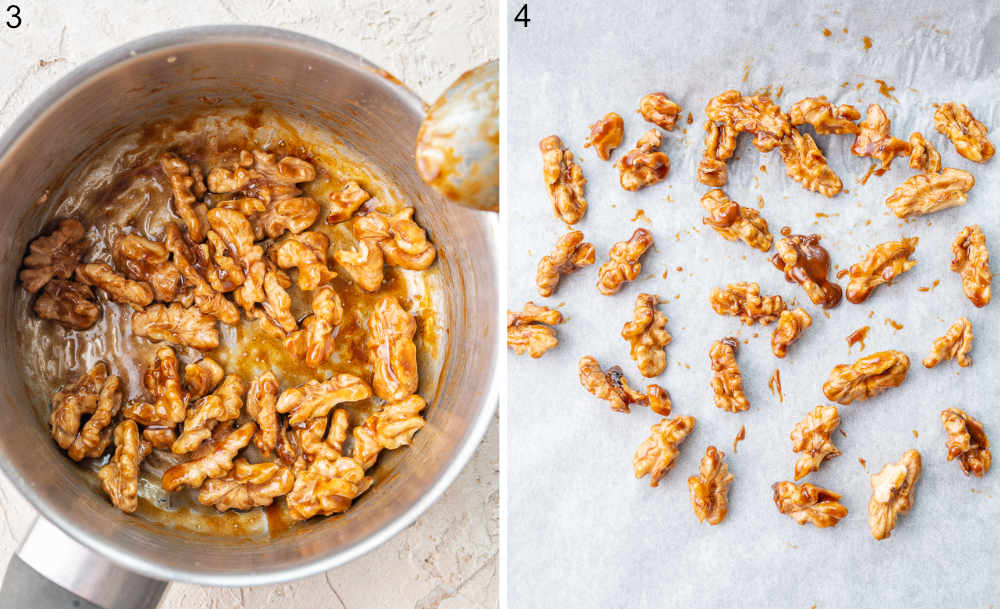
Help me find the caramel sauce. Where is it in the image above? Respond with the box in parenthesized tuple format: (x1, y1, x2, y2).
(913, 430, 919, 438)
(780, 226, 791, 237)
(874, 79, 899, 103)
(759, 165, 767, 173)
(630, 209, 651, 223)
(859, 457, 867, 469)
(847, 326, 870, 352)
(733, 425, 746, 453)
(768, 368, 783, 403)
(863, 36, 873, 51)
(823, 28, 832, 37)
(885, 318, 903, 331)
(771, 233, 842, 308)
(918, 279, 940, 293)
(860, 162, 878, 185)
(686, 112, 694, 125)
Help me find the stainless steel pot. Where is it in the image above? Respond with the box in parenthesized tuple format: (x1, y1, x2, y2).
(0, 26, 498, 606)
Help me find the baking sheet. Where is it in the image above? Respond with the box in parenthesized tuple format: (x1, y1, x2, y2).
(506, 1, 1000, 607)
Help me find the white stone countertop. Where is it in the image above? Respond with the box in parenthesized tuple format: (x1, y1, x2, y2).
(0, 2, 498, 607)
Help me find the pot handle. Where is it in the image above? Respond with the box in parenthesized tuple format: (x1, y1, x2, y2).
(0, 517, 167, 609)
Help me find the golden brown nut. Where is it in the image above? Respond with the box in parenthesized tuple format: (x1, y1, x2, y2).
(205, 231, 245, 291)
(19, 219, 88, 294)
(274, 231, 337, 291)
(49, 363, 109, 451)
(597, 228, 653, 295)
(209, 149, 314, 204)
(908, 132, 941, 173)
(633, 415, 695, 487)
(112, 234, 182, 302)
(700, 189, 773, 252)
(351, 416, 382, 470)
(884, 168, 975, 218)
(172, 375, 244, 454)
(697, 121, 739, 187)
(142, 426, 176, 450)
(293, 408, 350, 464)
(66, 375, 122, 462)
(335, 236, 384, 293)
(790, 405, 840, 480)
(275, 374, 372, 425)
(933, 102, 994, 162)
(788, 96, 860, 134)
(709, 282, 785, 325)
(584, 112, 624, 160)
(326, 181, 371, 224)
(851, 104, 911, 172)
(705, 90, 790, 152)
(163, 223, 240, 324)
(638, 93, 681, 131)
(217, 197, 267, 217)
(286, 456, 373, 520)
(616, 129, 670, 191)
(75, 262, 154, 310)
(254, 269, 297, 338)
(868, 449, 921, 540)
(822, 350, 909, 405)
(256, 197, 321, 240)
(161, 422, 257, 491)
(845, 237, 918, 304)
(578, 356, 671, 415)
(33, 279, 99, 330)
(771, 233, 842, 308)
(206, 207, 264, 270)
(709, 337, 748, 413)
(688, 445, 733, 525)
(539, 135, 587, 225)
(536, 231, 596, 297)
(368, 296, 419, 402)
(198, 458, 294, 512)
(123, 346, 188, 426)
(183, 357, 224, 400)
(778, 128, 842, 197)
(941, 408, 991, 477)
(621, 293, 672, 378)
(380, 208, 437, 270)
(950, 224, 991, 307)
(97, 420, 151, 513)
(507, 302, 564, 358)
(132, 303, 219, 351)
(160, 153, 208, 242)
(772, 481, 847, 528)
(374, 395, 427, 449)
(771, 307, 812, 358)
(246, 371, 279, 456)
(285, 286, 343, 367)
(923, 317, 973, 368)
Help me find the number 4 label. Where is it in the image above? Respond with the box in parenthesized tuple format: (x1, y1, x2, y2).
(514, 3, 529, 27)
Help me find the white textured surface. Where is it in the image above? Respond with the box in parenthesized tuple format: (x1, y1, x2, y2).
(0, 2, 498, 608)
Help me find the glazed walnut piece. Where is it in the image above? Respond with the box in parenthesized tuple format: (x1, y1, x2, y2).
(172, 375, 245, 454)
(950, 225, 991, 307)
(771, 233, 842, 308)
(687, 446, 733, 525)
(709, 282, 785, 326)
(255, 269, 298, 338)
(256, 197, 321, 241)
(274, 231, 337, 291)
(539, 135, 587, 225)
(326, 181, 371, 224)
(294, 408, 350, 463)
(285, 285, 344, 367)
(578, 356, 671, 415)
(845, 237, 918, 304)
(933, 102, 994, 163)
(380, 208, 437, 270)
(778, 128, 843, 197)
(851, 104, 911, 172)
(34, 279, 100, 330)
(123, 346, 188, 426)
(246, 371, 279, 456)
(700, 189, 773, 252)
(790, 405, 841, 480)
(75, 263, 154, 310)
(697, 121, 739, 187)
(941, 408, 991, 477)
(507, 302, 564, 358)
(822, 350, 910, 405)
(633, 415, 695, 487)
(709, 338, 748, 413)
(908, 132, 942, 173)
(112, 234, 182, 302)
(184, 357, 224, 400)
(536, 230, 596, 297)
(49, 363, 108, 452)
(771, 307, 812, 358)
(132, 303, 219, 351)
(597, 228, 653, 295)
(788, 96, 860, 134)
(368, 296, 419, 402)
(276, 374, 373, 425)
(616, 129, 670, 191)
(97, 420, 151, 513)
(584, 112, 624, 161)
(772, 481, 847, 528)
(621, 293, 672, 378)
(884, 168, 975, 219)
(19, 218, 88, 294)
(66, 375, 122, 462)
(198, 459, 294, 512)
(923, 317, 974, 368)
(868, 449, 922, 540)
(374, 394, 427, 449)
(286, 456, 373, 520)
(638, 92, 681, 131)
(163, 223, 240, 324)
(160, 153, 208, 242)
(161, 422, 257, 491)
(335, 235, 384, 293)
(705, 90, 790, 152)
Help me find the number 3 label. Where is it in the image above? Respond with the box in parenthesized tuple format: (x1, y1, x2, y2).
(6, 4, 21, 28)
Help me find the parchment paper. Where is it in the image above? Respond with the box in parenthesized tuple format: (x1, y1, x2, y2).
(506, 1, 1000, 607)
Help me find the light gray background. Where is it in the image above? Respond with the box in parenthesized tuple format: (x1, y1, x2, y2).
(0, 2, 498, 608)
(507, 1, 999, 607)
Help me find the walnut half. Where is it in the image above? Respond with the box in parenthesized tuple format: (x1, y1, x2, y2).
(933, 102, 994, 163)
(822, 350, 909, 405)
(368, 296, 419, 402)
(908, 132, 941, 173)
(941, 408, 991, 477)
(539, 135, 587, 225)
(771, 308, 811, 358)
(844, 237, 918, 304)
(790, 405, 840, 480)
(596, 228, 653, 295)
(868, 449, 921, 540)
(923, 317, 973, 368)
(851, 104, 911, 172)
(507, 302, 563, 358)
(778, 128, 843, 197)
(578, 356, 671, 415)
(697, 120, 738, 187)
(884, 168, 975, 219)
(97, 420, 151, 513)
(950, 225, 991, 307)
(709, 282, 785, 325)
(638, 92, 681, 131)
(700, 189, 773, 252)
(616, 129, 670, 191)
(198, 459, 294, 512)
(584, 112, 624, 161)
(621, 293, 671, 378)
(771, 233, 842, 308)
(536, 230, 595, 297)
(772, 481, 847, 528)
(788, 96, 860, 134)
(19, 218, 88, 294)
(34, 279, 99, 330)
(709, 338, 748, 413)
(633, 415, 695, 487)
(688, 445, 733, 525)
(132, 303, 219, 351)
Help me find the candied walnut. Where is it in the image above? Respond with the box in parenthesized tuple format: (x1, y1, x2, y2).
(34, 279, 99, 330)
(75, 262, 153, 310)
(206, 207, 264, 270)
(688, 446, 733, 525)
(705, 90, 790, 152)
(536, 230, 595, 297)
(160, 153, 208, 242)
(19, 219, 88, 293)
(172, 375, 244, 454)
(778, 128, 842, 197)
(868, 449, 921, 540)
(638, 93, 681, 131)
(255, 269, 298, 338)
(294, 408, 350, 463)
(616, 129, 670, 191)
(934, 102, 994, 162)
(941, 408, 991, 477)
(184, 357, 224, 399)
(50, 363, 107, 450)
(97, 420, 151, 513)
(822, 350, 910, 405)
(884, 168, 975, 219)
(248, 149, 316, 201)
(709, 282, 785, 325)
(132, 303, 219, 351)
(206, 165, 252, 194)
(368, 296, 419, 402)
(198, 458, 294, 512)
(246, 371, 279, 456)
(908, 132, 941, 173)
(788, 96, 860, 134)
(161, 422, 257, 491)
(123, 346, 188, 426)
(621, 293, 671, 378)
(709, 338, 748, 413)
(352, 416, 382, 470)
(275, 374, 372, 425)
(790, 405, 841, 480)
(205, 231, 244, 291)
(771, 233, 842, 308)
(845, 237, 918, 304)
(633, 415, 695, 487)
(771, 307, 812, 358)
(163, 223, 240, 324)
(112, 234, 182, 302)
(275, 231, 337, 291)
(772, 481, 847, 528)
(923, 317, 973, 368)
(584, 112, 624, 160)
(700, 189, 772, 252)
(950, 224, 991, 307)
(285, 286, 343, 367)
(335, 236, 384, 292)
(142, 426, 176, 450)
(380, 208, 437, 270)
(851, 104, 911, 172)
(374, 395, 426, 449)
(327, 181, 371, 224)
(286, 456, 373, 520)
(256, 197, 321, 240)
(66, 375, 121, 462)
(217, 197, 266, 217)
(539, 135, 587, 225)
(577, 356, 671, 415)
(507, 302, 563, 358)
(697, 121, 738, 187)
(596, 228, 653, 295)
